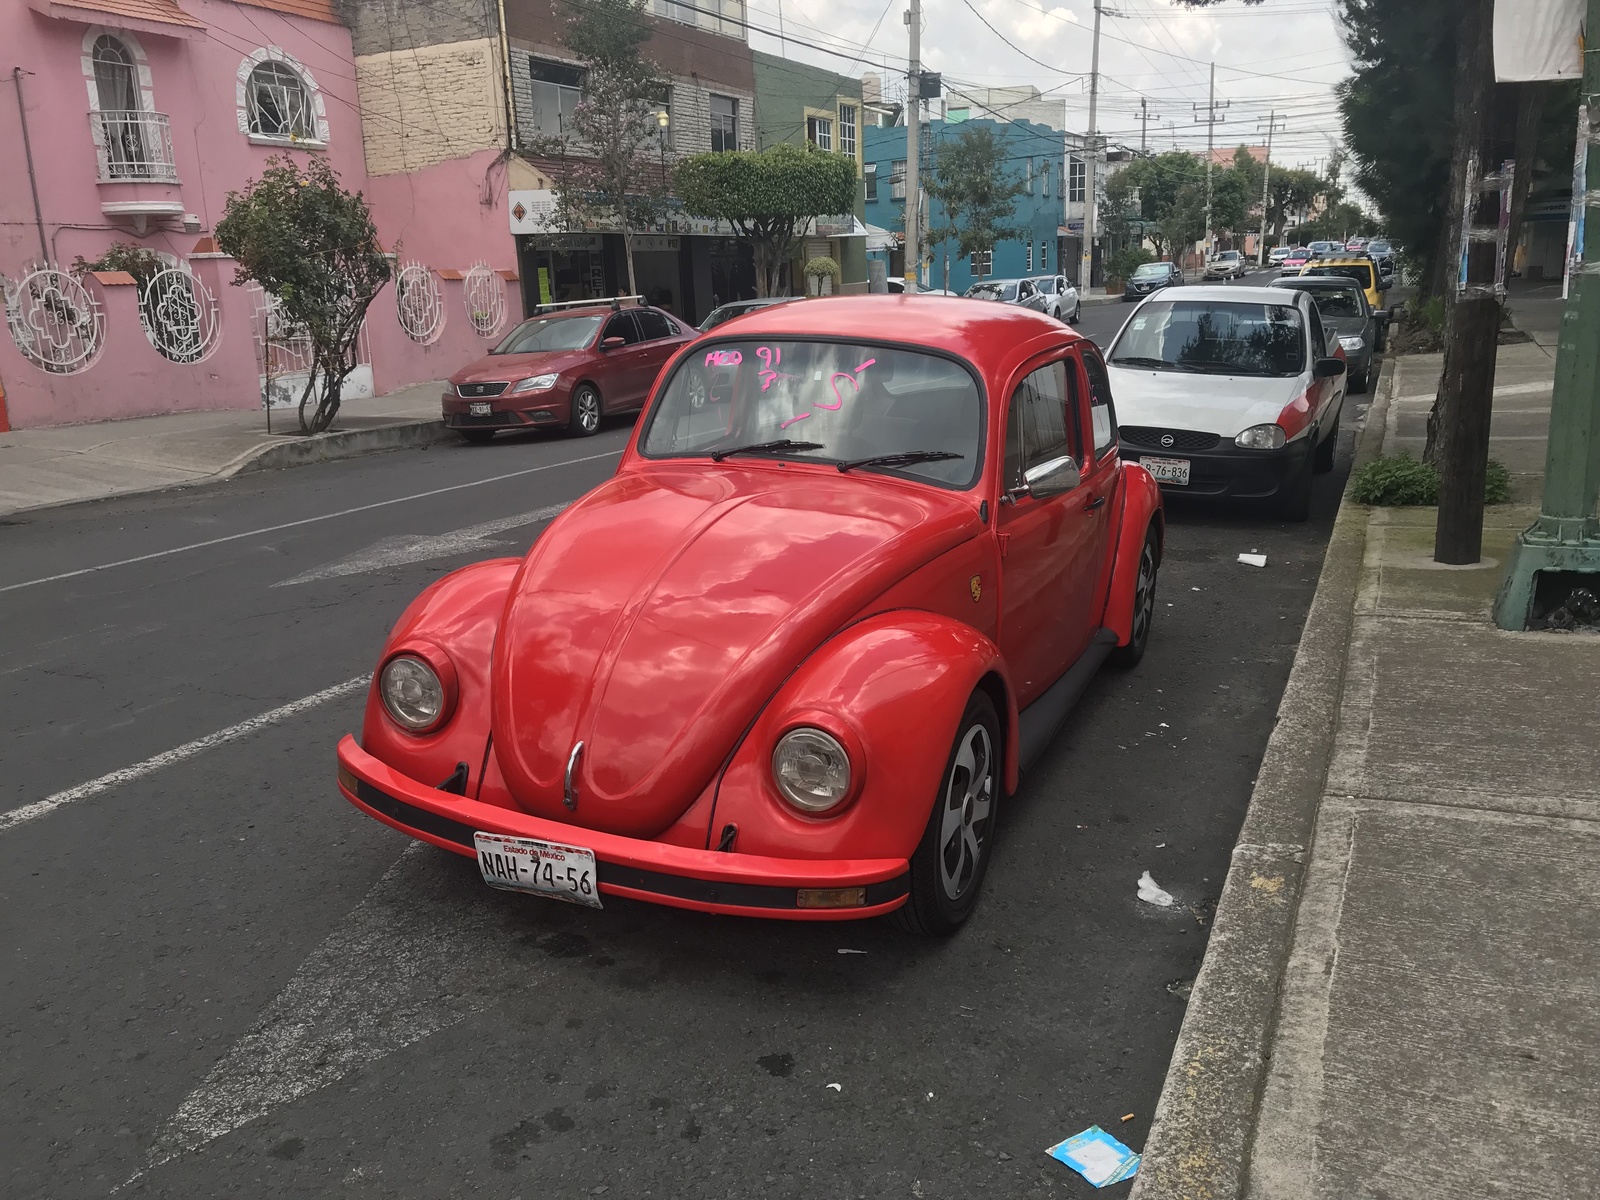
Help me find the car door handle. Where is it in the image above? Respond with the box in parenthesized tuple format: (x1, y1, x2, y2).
(1084, 495, 1106, 512)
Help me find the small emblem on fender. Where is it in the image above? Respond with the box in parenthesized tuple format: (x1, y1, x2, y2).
(969, 575, 983, 602)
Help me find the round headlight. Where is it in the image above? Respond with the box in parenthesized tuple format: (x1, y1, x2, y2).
(771, 727, 852, 813)
(1235, 423, 1287, 451)
(380, 655, 445, 731)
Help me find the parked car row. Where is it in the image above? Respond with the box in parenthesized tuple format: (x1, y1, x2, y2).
(962, 275, 1082, 323)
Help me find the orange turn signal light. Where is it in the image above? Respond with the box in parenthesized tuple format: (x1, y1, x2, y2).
(337, 765, 359, 794)
(795, 887, 867, 909)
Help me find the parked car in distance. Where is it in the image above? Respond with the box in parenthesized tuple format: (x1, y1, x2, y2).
(1269, 275, 1389, 392)
(1345, 237, 1369, 253)
(1297, 255, 1388, 311)
(1123, 261, 1185, 301)
(444, 303, 697, 442)
(1106, 285, 1347, 521)
(1021, 274, 1083, 323)
(1307, 240, 1343, 260)
(1203, 250, 1247, 280)
(1268, 246, 1293, 267)
(964, 277, 1051, 314)
(699, 297, 798, 333)
(1279, 247, 1313, 273)
(1364, 239, 1396, 281)
(338, 296, 1165, 933)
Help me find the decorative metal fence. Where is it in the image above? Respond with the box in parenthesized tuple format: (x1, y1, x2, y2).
(463, 261, 508, 337)
(137, 267, 221, 363)
(395, 261, 445, 344)
(1, 264, 105, 374)
(94, 110, 179, 182)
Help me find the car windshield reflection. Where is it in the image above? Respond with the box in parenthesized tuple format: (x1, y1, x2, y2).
(492, 314, 602, 354)
(1110, 300, 1306, 377)
(640, 340, 984, 488)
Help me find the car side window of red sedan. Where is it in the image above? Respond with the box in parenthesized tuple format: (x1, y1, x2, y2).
(635, 309, 674, 341)
(1080, 350, 1118, 461)
(1004, 360, 1083, 492)
(603, 312, 642, 345)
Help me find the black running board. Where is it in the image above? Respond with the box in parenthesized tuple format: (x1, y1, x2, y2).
(1017, 628, 1118, 773)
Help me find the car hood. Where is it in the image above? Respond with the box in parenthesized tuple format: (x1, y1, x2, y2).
(451, 349, 591, 386)
(1324, 314, 1369, 339)
(1107, 365, 1303, 438)
(489, 465, 981, 837)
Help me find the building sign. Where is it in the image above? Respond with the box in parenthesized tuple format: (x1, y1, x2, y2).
(814, 214, 867, 238)
(632, 235, 681, 253)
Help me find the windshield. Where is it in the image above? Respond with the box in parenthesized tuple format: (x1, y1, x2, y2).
(640, 340, 984, 488)
(1367, 241, 1392, 254)
(1306, 289, 1363, 317)
(967, 282, 1018, 301)
(1304, 263, 1373, 288)
(1110, 300, 1306, 377)
(1032, 278, 1059, 293)
(1216, 252, 1240, 262)
(492, 314, 602, 354)
(1131, 263, 1168, 279)
(699, 304, 754, 332)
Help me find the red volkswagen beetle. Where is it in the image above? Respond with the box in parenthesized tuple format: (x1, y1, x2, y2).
(337, 297, 1163, 933)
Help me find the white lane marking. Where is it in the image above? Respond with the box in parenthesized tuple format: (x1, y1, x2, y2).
(0, 449, 621, 596)
(134, 842, 509, 1179)
(274, 502, 569, 586)
(0, 676, 366, 834)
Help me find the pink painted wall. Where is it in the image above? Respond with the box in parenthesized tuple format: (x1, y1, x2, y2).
(0, 2, 521, 429)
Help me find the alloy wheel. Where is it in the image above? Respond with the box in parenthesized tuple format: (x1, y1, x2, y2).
(1132, 540, 1156, 648)
(576, 389, 600, 433)
(938, 723, 995, 902)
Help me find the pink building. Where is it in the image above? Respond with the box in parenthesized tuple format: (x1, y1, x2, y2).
(0, 0, 522, 431)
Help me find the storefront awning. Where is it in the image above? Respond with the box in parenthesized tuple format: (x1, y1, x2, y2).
(864, 223, 897, 253)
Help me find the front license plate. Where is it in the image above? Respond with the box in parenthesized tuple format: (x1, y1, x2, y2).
(469, 402, 493, 416)
(1140, 455, 1192, 486)
(474, 832, 603, 908)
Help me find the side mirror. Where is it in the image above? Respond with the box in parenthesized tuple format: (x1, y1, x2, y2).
(1374, 310, 1392, 324)
(1021, 455, 1082, 499)
(601, 336, 627, 349)
(1314, 357, 1347, 379)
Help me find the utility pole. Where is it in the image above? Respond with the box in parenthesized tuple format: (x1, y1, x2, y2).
(1079, 0, 1103, 295)
(1139, 97, 1151, 154)
(1194, 63, 1228, 263)
(904, 0, 921, 292)
(1256, 110, 1286, 266)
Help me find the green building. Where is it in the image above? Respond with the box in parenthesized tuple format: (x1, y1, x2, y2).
(752, 50, 869, 294)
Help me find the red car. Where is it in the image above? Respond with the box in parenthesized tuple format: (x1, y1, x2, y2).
(444, 303, 696, 442)
(338, 297, 1163, 933)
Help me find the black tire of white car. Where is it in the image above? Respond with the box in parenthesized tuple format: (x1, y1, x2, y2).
(896, 690, 1001, 936)
(1315, 411, 1340, 473)
(1280, 449, 1315, 521)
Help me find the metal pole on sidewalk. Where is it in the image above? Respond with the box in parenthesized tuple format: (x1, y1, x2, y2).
(1257, 111, 1284, 268)
(1080, 0, 1102, 296)
(1494, 0, 1600, 627)
(904, 0, 922, 293)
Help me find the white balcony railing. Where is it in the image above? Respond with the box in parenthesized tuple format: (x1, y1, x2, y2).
(94, 110, 178, 183)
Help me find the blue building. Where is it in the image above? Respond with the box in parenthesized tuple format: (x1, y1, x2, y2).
(863, 118, 1065, 293)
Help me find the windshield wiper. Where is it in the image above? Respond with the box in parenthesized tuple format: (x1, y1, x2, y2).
(709, 439, 825, 462)
(1112, 355, 1185, 371)
(836, 450, 964, 473)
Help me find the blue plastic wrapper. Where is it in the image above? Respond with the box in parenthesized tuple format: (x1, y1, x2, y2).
(1046, 1125, 1141, 1188)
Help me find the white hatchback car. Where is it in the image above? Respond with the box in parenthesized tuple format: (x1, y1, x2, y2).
(1105, 285, 1348, 521)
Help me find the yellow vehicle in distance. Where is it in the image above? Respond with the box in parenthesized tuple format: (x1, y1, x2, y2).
(1298, 256, 1387, 311)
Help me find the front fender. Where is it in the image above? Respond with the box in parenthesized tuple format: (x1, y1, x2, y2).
(708, 611, 1018, 861)
(1105, 463, 1163, 646)
(358, 557, 521, 796)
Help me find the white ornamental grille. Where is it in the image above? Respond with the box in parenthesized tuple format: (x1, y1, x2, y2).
(251, 288, 371, 409)
(139, 267, 220, 363)
(395, 261, 445, 344)
(246, 62, 317, 140)
(463, 262, 507, 337)
(2, 265, 104, 375)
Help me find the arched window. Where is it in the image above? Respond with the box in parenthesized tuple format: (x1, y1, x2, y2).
(246, 61, 315, 139)
(92, 35, 140, 113)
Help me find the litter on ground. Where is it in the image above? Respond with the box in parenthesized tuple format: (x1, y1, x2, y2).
(1137, 871, 1175, 907)
(837, 948, 868, 955)
(1237, 553, 1268, 568)
(825, 1083, 842, 1091)
(1046, 1126, 1141, 1188)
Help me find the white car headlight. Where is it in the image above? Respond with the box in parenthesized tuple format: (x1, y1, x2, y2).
(509, 373, 559, 394)
(1235, 424, 1287, 451)
(1338, 335, 1366, 352)
(771, 727, 852, 813)
(380, 655, 445, 731)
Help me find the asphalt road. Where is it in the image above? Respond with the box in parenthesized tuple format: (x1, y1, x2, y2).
(0, 296, 1363, 1199)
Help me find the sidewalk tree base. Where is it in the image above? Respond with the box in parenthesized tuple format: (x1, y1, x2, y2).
(1493, 525, 1600, 630)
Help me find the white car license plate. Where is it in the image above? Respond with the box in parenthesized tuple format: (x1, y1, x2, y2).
(469, 402, 493, 416)
(474, 832, 602, 908)
(1140, 455, 1192, 486)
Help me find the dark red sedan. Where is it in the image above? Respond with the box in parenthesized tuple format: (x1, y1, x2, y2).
(444, 303, 696, 442)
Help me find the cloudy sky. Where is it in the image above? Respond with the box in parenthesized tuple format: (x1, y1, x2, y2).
(743, 0, 1353, 175)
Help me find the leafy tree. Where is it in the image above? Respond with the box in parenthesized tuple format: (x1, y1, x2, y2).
(1113, 151, 1206, 259)
(215, 156, 390, 434)
(923, 125, 1029, 289)
(528, 0, 669, 299)
(674, 143, 859, 297)
(1265, 167, 1325, 245)
(1162, 181, 1208, 259)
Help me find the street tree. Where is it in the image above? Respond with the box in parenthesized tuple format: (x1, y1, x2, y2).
(528, 0, 668, 299)
(214, 156, 390, 434)
(922, 125, 1029, 292)
(1264, 167, 1324, 246)
(674, 143, 858, 297)
(1114, 150, 1206, 259)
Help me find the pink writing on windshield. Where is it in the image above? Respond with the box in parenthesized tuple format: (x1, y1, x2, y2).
(855, 358, 876, 372)
(778, 412, 811, 429)
(757, 346, 783, 369)
(704, 349, 743, 367)
(760, 370, 798, 391)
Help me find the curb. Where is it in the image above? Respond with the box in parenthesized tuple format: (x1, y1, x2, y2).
(226, 417, 452, 478)
(1127, 365, 1393, 1200)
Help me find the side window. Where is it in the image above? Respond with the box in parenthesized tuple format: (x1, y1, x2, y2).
(1305, 302, 1327, 359)
(1003, 360, 1082, 491)
(603, 313, 641, 345)
(1081, 349, 1118, 459)
(635, 309, 673, 340)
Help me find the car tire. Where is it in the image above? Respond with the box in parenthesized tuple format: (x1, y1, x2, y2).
(568, 384, 602, 437)
(1350, 359, 1371, 394)
(1279, 451, 1315, 521)
(1068, 300, 1081, 324)
(895, 689, 1001, 936)
(1315, 410, 1341, 473)
(458, 429, 497, 445)
(1110, 523, 1160, 668)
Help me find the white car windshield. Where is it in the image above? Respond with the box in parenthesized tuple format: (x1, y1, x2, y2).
(640, 340, 984, 488)
(1110, 300, 1306, 377)
(967, 282, 1018, 301)
(492, 315, 602, 354)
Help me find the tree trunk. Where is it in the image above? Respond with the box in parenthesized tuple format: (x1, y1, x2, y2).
(1434, 295, 1500, 562)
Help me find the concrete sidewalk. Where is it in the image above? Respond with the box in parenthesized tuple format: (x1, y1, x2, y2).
(1133, 312, 1600, 1198)
(0, 380, 448, 519)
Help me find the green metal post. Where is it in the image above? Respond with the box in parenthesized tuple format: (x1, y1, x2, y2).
(1494, 3, 1600, 628)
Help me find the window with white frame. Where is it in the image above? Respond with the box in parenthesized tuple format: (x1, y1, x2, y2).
(1040, 240, 1048, 268)
(1069, 157, 1086, 203)
(807, 114, 833, 151)
(839, 103, 857, 156)
(1026, 243, 1033, 272)
(864, 161, 877, 201)
(528, 57, 583, 138)
(247, 61, 317, 140)
(1042, 160, 1050, 197)
(890, 158, 906, 200)
(1026, 157, 1035, 194)
(971, 249, 992, 277)
(710, 94, 738, 151)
